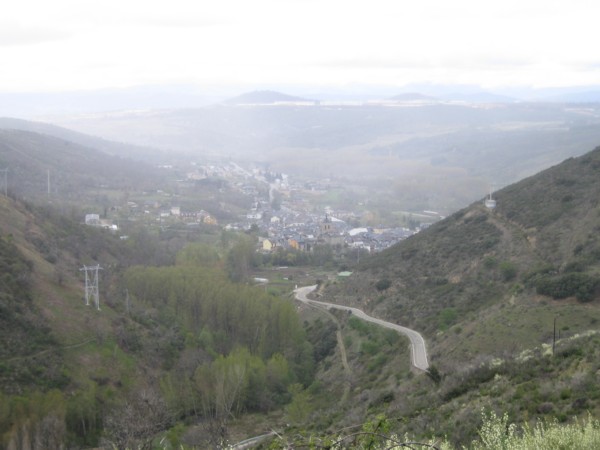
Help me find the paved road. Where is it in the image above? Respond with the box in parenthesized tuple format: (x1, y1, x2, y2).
(230, 431, 276, 449)
(294, 285, 429, 371)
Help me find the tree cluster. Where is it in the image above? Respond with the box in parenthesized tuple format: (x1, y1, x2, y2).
(123, 255, 315, 441)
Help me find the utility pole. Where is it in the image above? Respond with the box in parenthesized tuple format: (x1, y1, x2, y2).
(552, 317, 557, 356)
(80, 264, 103, 310)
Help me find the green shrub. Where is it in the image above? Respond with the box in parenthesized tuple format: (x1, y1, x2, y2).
(375, 278, 392, 291)
(484, 257, 498, 269)
(522, 263, 556, 285)
(499, 261, 518, 282)
(438, 308, 458, 330)
(535, 272, 600, 302)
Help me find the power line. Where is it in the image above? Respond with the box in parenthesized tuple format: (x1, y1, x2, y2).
(79, 264, 103, 310)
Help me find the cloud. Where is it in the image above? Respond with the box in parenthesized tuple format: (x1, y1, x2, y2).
(2, 0, 600, 92)
(312, 55, 534, 72)
(140, 17, 228, 29)
(0, 22, 71, 47)
(0, 22, 70, 47)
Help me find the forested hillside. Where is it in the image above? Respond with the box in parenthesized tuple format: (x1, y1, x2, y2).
(0, 192, 314, 449)
(0, 233, 64, 394)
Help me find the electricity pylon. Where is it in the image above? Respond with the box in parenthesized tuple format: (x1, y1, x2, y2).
(80, 264, 103, 310)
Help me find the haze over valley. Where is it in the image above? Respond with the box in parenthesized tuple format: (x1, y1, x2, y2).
(3, 1, 600, 449)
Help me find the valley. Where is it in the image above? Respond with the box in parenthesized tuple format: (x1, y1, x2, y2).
(1, 98, 600, 449)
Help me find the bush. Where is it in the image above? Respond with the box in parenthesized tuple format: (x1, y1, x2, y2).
(375, 278, 392, 291)
(438, 308, 457, 330)
(499, 261, 518, 282)
(535, 272, 600, 302)
(522, 263, 556, 285)
(471, 410, 600, 450)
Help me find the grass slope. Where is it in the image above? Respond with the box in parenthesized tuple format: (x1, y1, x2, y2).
(323, 146, 600, 363)
(277, 146, 600, 446)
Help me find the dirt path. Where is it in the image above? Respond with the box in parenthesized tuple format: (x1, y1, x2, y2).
(5, 338, 95, 363)
(296, 294, 353, 400)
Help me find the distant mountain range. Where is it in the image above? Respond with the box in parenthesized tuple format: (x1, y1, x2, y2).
(224, 88, 600, 105)
(388, 93, 438, 102)
(223, 90, 315, 105)
(3, 84, 600, 118)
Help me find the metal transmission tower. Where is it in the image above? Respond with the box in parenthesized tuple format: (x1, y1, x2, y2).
(79, 265, 103, 310)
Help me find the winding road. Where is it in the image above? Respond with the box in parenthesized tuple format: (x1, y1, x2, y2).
(294, 285, 429, 371)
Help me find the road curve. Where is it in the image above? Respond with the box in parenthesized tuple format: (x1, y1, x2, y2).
(294, 285, 429, 371)
(230, 431, 276, 449)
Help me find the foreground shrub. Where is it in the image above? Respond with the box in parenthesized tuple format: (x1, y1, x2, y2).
(471, 410, 600, 450)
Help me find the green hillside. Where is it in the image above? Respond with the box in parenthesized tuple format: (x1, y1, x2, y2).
(0, 229, 64, 394)
(323, 146, 600, 359)
(0, 193, 314, 449)
(279, 146, 600, 446)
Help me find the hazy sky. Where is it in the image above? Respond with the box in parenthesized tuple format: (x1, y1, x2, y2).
(2, 0, 599, 93)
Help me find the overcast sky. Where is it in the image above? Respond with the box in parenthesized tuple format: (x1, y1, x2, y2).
(2, 0, 600, 94)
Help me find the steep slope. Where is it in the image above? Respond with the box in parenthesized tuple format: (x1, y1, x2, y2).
(323, 146, 600, 363)
(0, 228, 64, 394)
(0, 195, 133, 388)
(0, 193, 315, 448)
(278, 146, 600, 445)
(0, 195, 168, 447)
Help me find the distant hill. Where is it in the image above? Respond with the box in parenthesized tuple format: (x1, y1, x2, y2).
(323, 146, 600, 362)
(47, 101, 600, 215)
(224, 90, 314, 105)
(0, 117, 162, 161)
(539, 90, 600, 103)
(441, 91, 518, 103)
(389, 92, 438, 102)
(0, 128, 166, 203)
